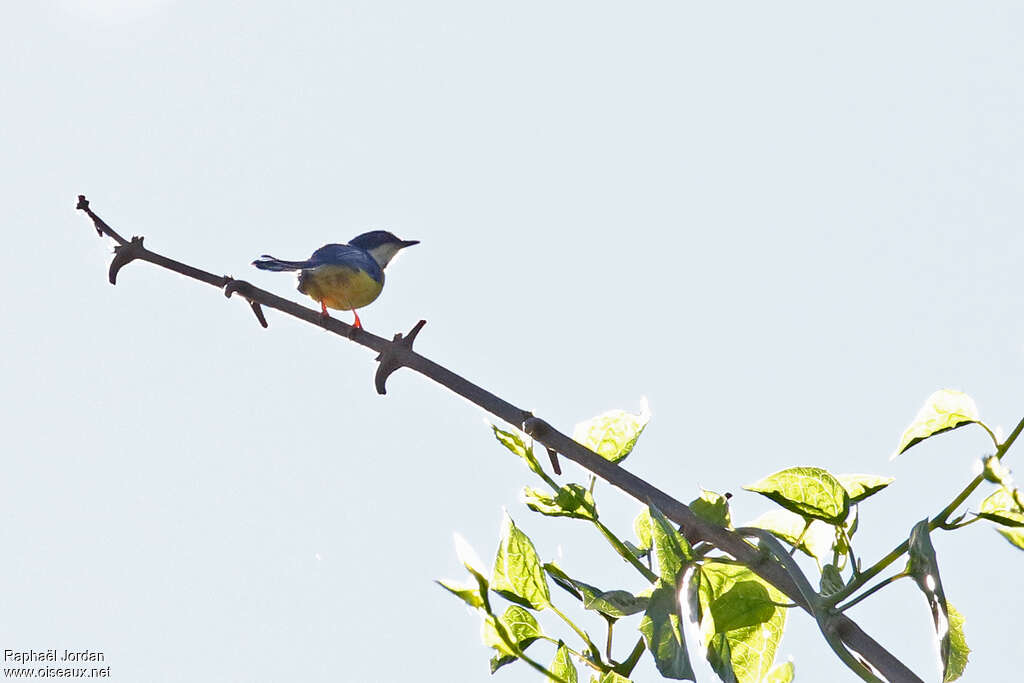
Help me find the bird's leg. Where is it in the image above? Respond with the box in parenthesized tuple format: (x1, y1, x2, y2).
(320, 300, 330, 318)
(351, 309, 363, 329)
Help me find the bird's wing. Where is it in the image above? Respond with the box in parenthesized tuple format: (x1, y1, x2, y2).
(308, 244, 383, 278)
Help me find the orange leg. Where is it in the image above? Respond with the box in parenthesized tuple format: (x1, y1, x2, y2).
(320, 300, 330, 318)
(351, 309, 363, 329)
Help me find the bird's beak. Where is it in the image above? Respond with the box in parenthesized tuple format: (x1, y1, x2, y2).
(400, 240, 420, 248)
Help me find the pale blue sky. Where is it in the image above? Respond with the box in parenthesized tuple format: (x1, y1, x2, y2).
(2, 2, 1022, 681)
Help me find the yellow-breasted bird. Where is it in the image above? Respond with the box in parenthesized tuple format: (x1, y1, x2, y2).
(252, 231, 418, 328)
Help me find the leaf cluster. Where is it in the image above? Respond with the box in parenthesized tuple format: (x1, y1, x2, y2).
(440, 390, 1022, 682)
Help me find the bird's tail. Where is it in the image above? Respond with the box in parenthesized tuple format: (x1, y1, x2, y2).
(252, 255, 310, 271)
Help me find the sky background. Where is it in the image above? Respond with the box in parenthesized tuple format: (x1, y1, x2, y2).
(2, 1, 1022, 681)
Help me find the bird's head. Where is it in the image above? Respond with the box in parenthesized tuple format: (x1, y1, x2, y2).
(349, 230, 419, 268)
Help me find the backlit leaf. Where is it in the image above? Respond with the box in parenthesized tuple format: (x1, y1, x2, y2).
(697, 564, 788, 683)
(591, 673, 632, 683)
(573, 402, 650, 464)
(944, 602, 969, 682)
(639, 579, 695, 680)
(489, 605, 544, 673)
(837, 473, 894, 503)
(541, 564, 647, 618)
(523, 484, 598, 521)
(690, 489, 732, 528)
(492, 513, 550, 610)
(493, 425, 546, 477)
(649, 505, 693, 582)
(763, 661, 795, 683)
(634, 509, 653, 551)
(482, 614, 515, 658)
(584, 590, 649, 618)
(549, 642, 578, 683)
(747, 510, 835, 560)
(745, 467, 850, 525)
(895, 390, 984, 456)
(543, 562, 598, 603)
(977, 488, 1024, 527)
(981, 455, 1013, 487)
(436, 578, 485, 610)
(996, 527, 1024, 550)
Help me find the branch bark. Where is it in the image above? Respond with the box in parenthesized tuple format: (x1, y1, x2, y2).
(76, 196, 923, 683)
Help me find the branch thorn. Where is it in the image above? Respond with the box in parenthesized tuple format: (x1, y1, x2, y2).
(223, 277, 269, 328)
(374, 319, 427, 395)
(109, 236, 145, 285)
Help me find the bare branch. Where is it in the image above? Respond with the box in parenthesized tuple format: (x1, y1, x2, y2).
(76, 196, 924, 683)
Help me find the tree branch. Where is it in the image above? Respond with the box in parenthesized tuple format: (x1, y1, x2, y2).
(76, 196, 924, 683)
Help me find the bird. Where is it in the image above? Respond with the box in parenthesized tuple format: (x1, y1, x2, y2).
(252, 231, 419, 329)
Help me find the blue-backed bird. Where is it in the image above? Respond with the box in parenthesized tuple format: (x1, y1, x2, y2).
(252, 231, 419, 329)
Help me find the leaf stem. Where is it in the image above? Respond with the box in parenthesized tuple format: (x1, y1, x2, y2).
(593, 520, 659, 583)
(791, 518, 813, 557)
(549, 603, 604, 665)
(603, 615, 615, 664)
(979, 422, 1000, 449)
(836, 572, 908, 612)
(613, 637, 647, 677)
(536, 636, 604, 672)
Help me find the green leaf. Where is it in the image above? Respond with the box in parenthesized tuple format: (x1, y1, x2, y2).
(709, 581, 775, 632)
(944, 602, 969, 682)
(763, 661, 795, 683)
(634, 509, 653, 551)
(489, 654, 518, 674)
(690, 489, 732, 527)
(697, 564, 788, 683)
(905, 519, 951, 678)
(895, 390, 984, 456)
(446, 533, 492, 611)
(977, 488, 1024, 526)
(503, 604, 542, 646)
(747, 510, 835, 560)
(819, 564, 844, 596)
(745, 467, 850, 525)
(997, 527, 1024, 550)
(837, 473, 895, 503)
(549, 642, 578, 683)
(591, 673, 632, 683)
(622, 540, 649, 559)
(573, 402, 651, 464)
(493, 424, 546, 477)
(541, 563, 647, 618)
(648, 505, 693, 582)
(481, 614, 515, 658)
(486, 605, 547, 672)
(584, 590, 649, 618)
(523, 484, 598, 521)
(544, 562, 601, 603)
(436, 578, 485, 610)
(639, 579, 695, 680)
(492, 513, 550, 610)
(981, 455, 1014, 487)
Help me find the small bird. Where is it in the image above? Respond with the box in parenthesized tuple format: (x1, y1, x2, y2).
(252, 231, 419, 329)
